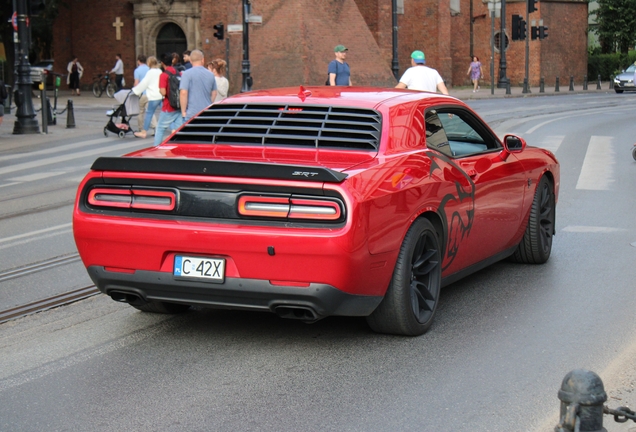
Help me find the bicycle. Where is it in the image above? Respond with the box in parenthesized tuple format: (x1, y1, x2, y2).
(92, 72, 117, 98)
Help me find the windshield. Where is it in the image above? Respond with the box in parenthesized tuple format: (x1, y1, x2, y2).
(626, 65, 636, 73)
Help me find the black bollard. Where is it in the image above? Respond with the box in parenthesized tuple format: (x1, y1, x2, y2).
(583, 75, 588, 90)
(555, 77, 560, 92)
(569, 76, 574, 91)
(609, 75, 613, 90)
(523, 78, 529, 94)
(555, 369, 607, 432)
(66, 99, 76, 129)
(597, 75, 602, 90)
(540, 77, 545, 93)
(506, 82, 511, 95)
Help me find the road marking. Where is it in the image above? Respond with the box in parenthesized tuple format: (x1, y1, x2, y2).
(537, 135, 564, 153)
(576, 136, 614, 190)
(0, 229, 73, 251)
(561, 225, 625, 233)
(0, 138, 114, 162)
(0, 223, 72, 244)
(0, 182, 22, 189)
(0, 141, 145, 176)
(8, 171, 68, 182)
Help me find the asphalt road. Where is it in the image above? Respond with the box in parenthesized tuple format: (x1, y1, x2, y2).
(1, 90, 636, 431)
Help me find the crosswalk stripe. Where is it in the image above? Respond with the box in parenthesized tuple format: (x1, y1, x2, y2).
(0, 138, 113, 162)
(537, 135, 564, 153)
(576, 136, 614, 190)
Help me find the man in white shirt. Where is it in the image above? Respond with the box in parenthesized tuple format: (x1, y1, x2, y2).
(110, 54, 125, 91)
(395, 50, 449, 95)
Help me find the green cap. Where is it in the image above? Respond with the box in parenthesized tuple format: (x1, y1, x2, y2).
(334, 45, 348, 53)
(411, 50, 426, 64)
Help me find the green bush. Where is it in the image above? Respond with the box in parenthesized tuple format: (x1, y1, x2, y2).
(589, 52, 636, 79)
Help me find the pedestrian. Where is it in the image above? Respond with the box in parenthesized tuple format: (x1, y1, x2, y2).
(110, 53, 125, 91)
(466, 55, 483, 92)
(66, 55, 84, 96)
(132, 56, 162, 139)
(179, 49, 217, 121)
(0, 78, 6, 129)
(328, 45, 352, 86)
(133, 54, 157, 133)
(172, 52, 185, 72)
(395, 50, 449, 95)
(183, 50, 192, 70)
(153, 52, 184, 146)
(207, 59, 228, 102)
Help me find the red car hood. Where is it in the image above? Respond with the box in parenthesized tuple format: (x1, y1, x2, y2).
(124, 144, 377, 173)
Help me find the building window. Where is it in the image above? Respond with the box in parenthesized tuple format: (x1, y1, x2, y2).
(493, 31, 509, 53)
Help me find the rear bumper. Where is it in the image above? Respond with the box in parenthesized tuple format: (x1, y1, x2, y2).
(88, 266, 383, 318)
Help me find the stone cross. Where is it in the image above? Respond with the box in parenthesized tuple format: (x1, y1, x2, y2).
(112, 17, 124, 40)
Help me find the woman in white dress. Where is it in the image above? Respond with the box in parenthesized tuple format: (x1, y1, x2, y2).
(131, 56, 162, 139)
(207, 59, 229, 102)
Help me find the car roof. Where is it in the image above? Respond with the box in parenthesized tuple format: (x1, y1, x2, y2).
(220, 86, 464, 110)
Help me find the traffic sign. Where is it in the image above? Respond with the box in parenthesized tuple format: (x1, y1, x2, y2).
(12, 12, 17, 31)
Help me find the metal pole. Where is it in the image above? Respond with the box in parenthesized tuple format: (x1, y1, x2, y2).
(13, 0, 40, 134)
(391, 0, 399, 81)
(523, 0, 530, 93)
(240, 0, 252, 93)
(497, 0, 509, 88)
(470, 0, 474, 59)
(490, 9, 495, 95)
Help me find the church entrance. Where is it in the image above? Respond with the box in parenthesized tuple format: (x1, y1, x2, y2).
(156, 23, 187, 58)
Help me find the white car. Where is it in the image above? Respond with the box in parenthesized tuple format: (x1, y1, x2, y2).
(613, 64, 636, 93)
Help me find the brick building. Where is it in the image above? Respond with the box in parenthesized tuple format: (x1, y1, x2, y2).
(52, 0, 588, 95)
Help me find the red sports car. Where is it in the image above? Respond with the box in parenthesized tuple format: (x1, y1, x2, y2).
(73, 86, 559, 336)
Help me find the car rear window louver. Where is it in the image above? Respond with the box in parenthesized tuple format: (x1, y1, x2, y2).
(169, 104, 382, 151)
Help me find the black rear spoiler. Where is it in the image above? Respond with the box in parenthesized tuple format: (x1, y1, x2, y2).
(91, 157, 348, 183)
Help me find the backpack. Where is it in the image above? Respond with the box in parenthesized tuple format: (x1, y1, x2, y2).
(0, 80, 7, 100)
(325, 61, 344, 86)
(165, 70, 181, 110)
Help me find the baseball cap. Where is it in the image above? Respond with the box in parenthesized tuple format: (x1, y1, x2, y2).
(411, 50, 426, 64)
(334, 45, 348, 53)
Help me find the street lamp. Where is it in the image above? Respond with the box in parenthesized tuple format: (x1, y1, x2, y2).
(241, 0, 253, 93)
(13, 0, 39, 134)
(497, 0, 510, 88)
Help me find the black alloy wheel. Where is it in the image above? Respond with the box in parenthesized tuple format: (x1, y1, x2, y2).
(367, 218, 442, 336)
(510, 175, 555, 264)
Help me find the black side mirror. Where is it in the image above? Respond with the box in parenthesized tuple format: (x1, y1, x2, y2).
(499, 134, 526, 161)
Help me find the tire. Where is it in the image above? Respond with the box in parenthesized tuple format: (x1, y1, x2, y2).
(92, 82, 102, 97)
(366, 218, 442, 336)
(509, 176, 555, 264)
(615, 89, 624, 94)
(103, 127, 108, 137)
(106, 82, 117, 98)
(118, 130, 126, 138)
(632, 146, 636, 161)
(132, 301, 190, 314)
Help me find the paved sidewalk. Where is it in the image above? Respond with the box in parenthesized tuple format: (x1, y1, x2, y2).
(0, 83, 618, 150)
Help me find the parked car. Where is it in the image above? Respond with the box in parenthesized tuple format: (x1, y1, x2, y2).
(73, 86, 560, 336)
(30, 59, 54, 88)
(613, 64, 636, 93)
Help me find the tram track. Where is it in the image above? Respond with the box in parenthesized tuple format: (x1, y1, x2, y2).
(0, 252, 83, 283)
(0, 285, 100, 324)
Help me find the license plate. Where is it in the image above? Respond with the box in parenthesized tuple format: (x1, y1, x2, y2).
(174, 256, 225, 282)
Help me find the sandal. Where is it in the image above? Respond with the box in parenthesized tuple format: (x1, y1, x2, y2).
(133, 131, 147, 139)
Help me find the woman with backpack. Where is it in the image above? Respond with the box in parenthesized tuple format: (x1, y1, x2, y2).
(132, 56, 162, 139)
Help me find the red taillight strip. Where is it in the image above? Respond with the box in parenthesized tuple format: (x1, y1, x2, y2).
(238, 196, 290, 217)
(288, 198, 341, 220)
(87, 188, 176, 211)
(87, 188, 131, 208)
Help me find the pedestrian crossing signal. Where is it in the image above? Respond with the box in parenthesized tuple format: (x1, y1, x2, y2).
(214, 23, 224, 40)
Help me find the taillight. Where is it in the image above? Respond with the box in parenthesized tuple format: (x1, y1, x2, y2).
(238, 195, 343, 221)
(87, 188, 176, 211)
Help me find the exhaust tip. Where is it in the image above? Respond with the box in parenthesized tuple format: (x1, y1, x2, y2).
(274, 305, 319, 322)
(109, 290, 146, 307)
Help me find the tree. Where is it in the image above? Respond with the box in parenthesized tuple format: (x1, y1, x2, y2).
(591, 0, 636, 54)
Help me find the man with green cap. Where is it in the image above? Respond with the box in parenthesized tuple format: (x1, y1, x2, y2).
(395, 50, 449, 94)
(328, 45, 352, 86)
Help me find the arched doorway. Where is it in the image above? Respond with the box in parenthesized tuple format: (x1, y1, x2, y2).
(156, 23, 187, 58)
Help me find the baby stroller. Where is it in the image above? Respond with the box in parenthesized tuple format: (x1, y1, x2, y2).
(103, 89, 139, 138)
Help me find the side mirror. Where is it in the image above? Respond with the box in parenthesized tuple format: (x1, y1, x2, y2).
(499, 134, 526, 161)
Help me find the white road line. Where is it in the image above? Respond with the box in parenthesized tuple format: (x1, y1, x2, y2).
(0, 138, 113, 162)
(576, 136, 615, 190)
(0, 229, 73, 251)
(0, 182, 22, 189)
(0, 141, 145, 176)
(536, 135, 564, 153)
(8, 171, 68, 182)
(562, 226, 625, 233)
(0, 223, 72, 244)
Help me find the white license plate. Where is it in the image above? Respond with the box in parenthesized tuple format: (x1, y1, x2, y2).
(174, 256, 225, 282)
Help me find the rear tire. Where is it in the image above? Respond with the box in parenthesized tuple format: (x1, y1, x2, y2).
(366, 218, 442, 336)
(132, 301, 190, 314)
(509, 176, 555, 264)
(92, 82, 102, 97)
(103, 127, 108, 137)
(615, 89, 624, 94)
(106, 83, 117, 98)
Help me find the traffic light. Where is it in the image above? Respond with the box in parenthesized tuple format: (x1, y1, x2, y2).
(29, 0, 46, 16)
(511, 14, 527, 41)
(539, 25, 548, 40)
(531, 21, 539, 40)
(213, 23, 224, 40)
(528, 0, 538, 14)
